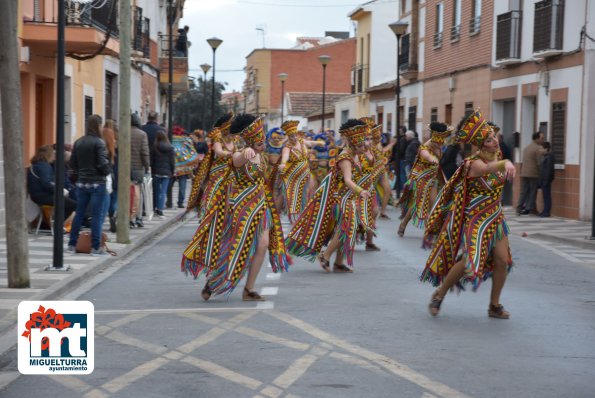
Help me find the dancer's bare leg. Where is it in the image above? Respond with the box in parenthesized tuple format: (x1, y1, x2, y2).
(245, 229, 269, 291)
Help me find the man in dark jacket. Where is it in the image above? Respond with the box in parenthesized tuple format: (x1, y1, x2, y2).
(68, 114, 111, 256)
(141, 111, 164, 151)
(539, 141, 556, 217)
(131, 113, 150, 227)
(404, 130, 420, 176)
(175, 26, 189, 57)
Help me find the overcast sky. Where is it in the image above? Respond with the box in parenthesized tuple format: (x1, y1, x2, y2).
(180, 0, 380, 93)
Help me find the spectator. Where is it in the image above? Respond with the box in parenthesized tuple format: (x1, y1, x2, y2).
(191, 129, 209, 161)
(517, 131, 545, 215)
(391, 126, 408, 196)
(168, 127, 198, 208)
(141, 111, 163, 153)
(175, 25, 189, 57)
(68, 115, 111, 256)
(102, 120, 118, 232)
(130, 113, 150, 227)
(27, 145, 77, 225)
(497, 132, 512, 161)
(151, 131, 175, 217)
(403, 130, 420, 176)
(539, 141, 556, 217)
(440, 138, 462, 181)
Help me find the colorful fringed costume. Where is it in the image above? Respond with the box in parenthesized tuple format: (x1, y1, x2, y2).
(281, 141, 311, 223)
(421, 154, 512, 290)
(285, 149, 375, 266)
(397, 144, 444, 228)
(182, 119, 291, 297)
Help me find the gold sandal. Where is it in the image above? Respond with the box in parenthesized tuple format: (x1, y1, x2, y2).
(201, 282, 212, 301)
(318, 253, 331, 273)
(488, 304, 510, 319)
(242, 287, 265, 302)
(428, 290, 443, 317)
(333, 263, 353, 273)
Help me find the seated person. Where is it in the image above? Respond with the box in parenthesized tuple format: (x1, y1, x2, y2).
(27, 145, 77, 224)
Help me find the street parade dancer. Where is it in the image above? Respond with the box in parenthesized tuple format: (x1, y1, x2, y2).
(185, 113, 235, 217)
(182, 114, 291, 301)
(264, 127, 287, 213)
(422, 110, 516, 318)
(278, 120, 325, 224)
(285, 119, 374, 273)
(397, 122, 451, 245)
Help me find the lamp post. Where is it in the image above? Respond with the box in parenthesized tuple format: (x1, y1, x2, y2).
(255, 83, 262, 114)
(318, 55, 331, 133)
(278, 73, 288, 123)
(207, 37, 223, 128)
(389, 20, 408, 197)
(200, 63, 211, 131)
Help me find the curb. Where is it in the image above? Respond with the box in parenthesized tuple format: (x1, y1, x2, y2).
(0, 211, 187, 357)
(529, 233, 595, 251)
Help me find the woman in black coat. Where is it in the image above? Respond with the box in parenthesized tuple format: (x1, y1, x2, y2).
(151, 131, 175, 216)
(27, 145, 77, 221)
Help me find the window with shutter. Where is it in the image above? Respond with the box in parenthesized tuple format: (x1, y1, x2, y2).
(551, 102, 566, 164)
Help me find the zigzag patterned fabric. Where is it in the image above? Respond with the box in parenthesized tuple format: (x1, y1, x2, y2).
(421, 155, 512, 291)
(186, 149, 213, 212)
(281, 141, 312, 223)
(398, 144, 444, 229)
(205, 160, 291, 296)
(286, 150, 375, 266)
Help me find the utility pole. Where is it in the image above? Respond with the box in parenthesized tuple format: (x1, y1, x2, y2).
(0, 0, 29, 287)
(167, 0, 173, 141)
(117, 0, 132, 243)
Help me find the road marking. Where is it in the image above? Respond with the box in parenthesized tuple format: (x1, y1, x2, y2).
(235, 325, 310, 351)
(260, 287, 278, 296)
(104, 329, 169, 355)
(182, 356, 263, 390)
(102, 357, 169, 393)
(266, 273, 281, 280)
(107, 313, 149, 328)
(95, 306, 272, 315)
(329, 352, 387, 374)
(176, 327, 227, 354)
(0, 372, 20, 392)
(273, 352, 324, 389)
(269, 311, 470, 398)
(256, 301, 274, 310)
(46, 375, 93, 395)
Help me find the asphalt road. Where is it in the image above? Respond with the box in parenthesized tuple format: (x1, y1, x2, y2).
(1, 207, 594, 398)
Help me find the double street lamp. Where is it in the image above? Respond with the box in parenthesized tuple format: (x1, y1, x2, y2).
(318, 55, 331, 133)
(207, 37, 223, 129)
(389, 20, 408, 197)
(278, 73, 288, 123)
(200, 63, 211, 131)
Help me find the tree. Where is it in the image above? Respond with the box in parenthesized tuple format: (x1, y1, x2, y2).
(173, 78, 226, 132)
(0, 0, 29, 287)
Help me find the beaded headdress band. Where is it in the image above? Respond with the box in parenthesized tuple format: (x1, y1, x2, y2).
(241, 117, 265, 147)
(457, 109, 491, 147)
(281, 120, 300, 136)
(342, 125, 368, 147)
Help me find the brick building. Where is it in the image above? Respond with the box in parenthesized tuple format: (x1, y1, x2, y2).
(243, 36, 355, 130)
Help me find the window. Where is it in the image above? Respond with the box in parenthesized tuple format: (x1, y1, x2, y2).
(386, 113, 393, 133)
(408, 106, 417, 131)
(470, 0, 482, 35)
(341, 110, 349, 125)
(551, 102, 566, 163)
(465, 102, 474, 115)
(434, 2, 444, 48)
(451, 0, 461, 41)
(533, 0, 564, 53)
(399, 33, 410, 71)
(430, 107, 438, 122)
(105, 72, 117, 121)
(496, 10, 522, 60)
(84, 96, 93, 122)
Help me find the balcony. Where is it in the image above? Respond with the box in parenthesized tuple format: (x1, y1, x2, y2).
(133, 6, 150, 60)
(469, 16, 481, 36)
(450, 25, 461, 42)
(495, 10, 522, 65)
(158, 34, 189, 95)
(22, 0, 119, 56)
(433, 31, 443, 48)
(533, 0, 564, 58)
(397, 34, 418, 79)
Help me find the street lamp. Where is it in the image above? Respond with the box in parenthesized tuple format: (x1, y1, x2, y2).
(200, 63, 211, 131)
(255, 83, 263, 114)
(278, 72, 288, 123)
(318, 55, 331, 133)
(207, 37, 223, 128)
(389, 20, 408, 197)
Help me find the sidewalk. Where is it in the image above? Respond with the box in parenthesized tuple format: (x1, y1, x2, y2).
(0, 201, 188, 342)
(503, 207, 595, 250)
